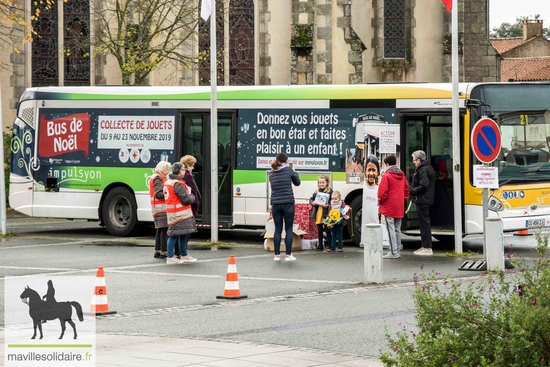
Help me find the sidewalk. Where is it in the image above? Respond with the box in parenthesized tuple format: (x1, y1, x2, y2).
(0, 332, 384, 366)
(95, 333, 384, 366)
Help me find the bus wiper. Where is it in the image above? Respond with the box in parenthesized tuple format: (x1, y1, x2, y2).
(500, 178, 541, 186)
(519, 168, 550, 173)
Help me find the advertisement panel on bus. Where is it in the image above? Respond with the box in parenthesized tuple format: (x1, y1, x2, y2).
(11, 108, 178, 192)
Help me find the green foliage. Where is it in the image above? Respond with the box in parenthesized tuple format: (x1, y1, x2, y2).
(197, 240, 234, 247)
(291, 24, 313, 49)
(381, 233, 550, 367)
(442, 32, 463, 54)
(0, 231, 18, 238)
(491, 15, 550, 38)
(443, 250, 480, 257)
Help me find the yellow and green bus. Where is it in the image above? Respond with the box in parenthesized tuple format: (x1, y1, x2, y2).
(9, 83, 550, 244)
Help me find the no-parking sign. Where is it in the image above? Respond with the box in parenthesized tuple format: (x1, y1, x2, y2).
(471, 117, 501, 164)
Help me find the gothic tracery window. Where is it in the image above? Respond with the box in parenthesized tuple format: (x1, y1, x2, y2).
(229, 0, 254, 85)
(31, 0, 90, 86)
(31, 2, 59, 86)
(199, 1, 225, 86)
(199, 0, 254, 86)
(384, 0, 406, 58)
(64, 0, 91, 86)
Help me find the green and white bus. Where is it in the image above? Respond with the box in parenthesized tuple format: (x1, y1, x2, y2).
(10, 83, 550, 244)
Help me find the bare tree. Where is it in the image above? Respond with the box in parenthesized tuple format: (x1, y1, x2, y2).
(0, 0, 57, 65)
(92, 0, 201, 85)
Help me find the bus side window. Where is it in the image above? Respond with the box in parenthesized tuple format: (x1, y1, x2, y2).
(432, 155, 451, 180)
(223, 142, 231, 167)
(46, 177, 59, 192)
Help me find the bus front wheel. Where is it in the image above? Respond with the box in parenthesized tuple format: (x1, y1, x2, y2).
(102, 187, 139, 236)
(348, 196, 362, 246)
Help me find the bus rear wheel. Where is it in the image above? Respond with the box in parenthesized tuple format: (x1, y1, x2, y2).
(102, 187, 139, 236)
(348, 196, 362, 246)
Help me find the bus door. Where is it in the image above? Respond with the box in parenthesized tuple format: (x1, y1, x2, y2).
(179, 112, 234, 226)
(401, 113, 455, 236)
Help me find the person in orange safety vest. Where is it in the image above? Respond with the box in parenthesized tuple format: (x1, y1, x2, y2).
(163, 162, 198, 264)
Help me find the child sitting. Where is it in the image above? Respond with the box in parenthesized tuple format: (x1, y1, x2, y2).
(325, 190, 350, 252)
(309, 175, 332, 251)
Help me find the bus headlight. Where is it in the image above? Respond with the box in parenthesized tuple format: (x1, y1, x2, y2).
(488, 197, 504, 212)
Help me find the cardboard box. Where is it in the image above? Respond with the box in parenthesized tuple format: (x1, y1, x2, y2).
(263, 228, 307, 252)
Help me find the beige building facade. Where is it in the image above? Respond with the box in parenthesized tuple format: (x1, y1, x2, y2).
(1, 0, 499, 127)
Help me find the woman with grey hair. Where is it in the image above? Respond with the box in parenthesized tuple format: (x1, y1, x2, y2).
(149, 160, 171, 258)
(411, 150, 427, 162)
(410, 150, 435, 256)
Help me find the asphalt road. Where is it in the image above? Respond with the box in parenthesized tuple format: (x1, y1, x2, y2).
(0, 210, 545, 359)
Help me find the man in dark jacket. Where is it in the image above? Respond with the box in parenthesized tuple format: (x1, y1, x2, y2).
(410, 150, 435, 256)
(378, 155, 409, 259)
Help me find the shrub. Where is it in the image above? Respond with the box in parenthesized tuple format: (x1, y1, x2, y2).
(381, 233, 550, 367)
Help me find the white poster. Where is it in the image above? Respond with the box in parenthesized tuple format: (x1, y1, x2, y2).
(474, 165, 499, 188)
(97, 116, 175, 150)
(363, 123, 401, 166)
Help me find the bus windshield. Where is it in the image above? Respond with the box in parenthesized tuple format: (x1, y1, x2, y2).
(496, 110, 550, 184)
(469, 84, 550, 185)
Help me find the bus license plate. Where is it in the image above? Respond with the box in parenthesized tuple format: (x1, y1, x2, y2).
(525, 219, 547, 227)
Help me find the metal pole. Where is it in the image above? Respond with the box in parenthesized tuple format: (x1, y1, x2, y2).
(482, 186, 488, 259)
(451, 0, 463, 253)
(210, 0, 218, 243)
(0, 88, 6, 235)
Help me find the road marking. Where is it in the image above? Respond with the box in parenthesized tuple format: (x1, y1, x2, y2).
(0, 266, 78, 271)
(105, 269, 357, 284)
(0, 241, 90, 249)
(94, 278, 483, 320)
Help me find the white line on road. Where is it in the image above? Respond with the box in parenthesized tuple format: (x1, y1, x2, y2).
(0, 241, 89, 249)
(105, 269, 358, 284)
(0, 266, 79, 271)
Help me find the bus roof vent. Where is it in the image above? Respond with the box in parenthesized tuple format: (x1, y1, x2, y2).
(20, 107, 35, 128)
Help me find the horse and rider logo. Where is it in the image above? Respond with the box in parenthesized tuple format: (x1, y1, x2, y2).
(19, 280, 84, 340)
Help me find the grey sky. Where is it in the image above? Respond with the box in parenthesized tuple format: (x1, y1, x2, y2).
(489, 0, 550, 29)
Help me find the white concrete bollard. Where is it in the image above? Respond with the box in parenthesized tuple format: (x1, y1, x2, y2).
(485, 217, 504, 271)
(363, 224, 383, 284)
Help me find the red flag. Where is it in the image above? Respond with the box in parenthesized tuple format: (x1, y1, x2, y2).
(441, 0, 452, 12)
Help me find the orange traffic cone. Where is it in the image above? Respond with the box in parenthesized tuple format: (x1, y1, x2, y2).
(216, 256, 247, 299)
(90, 267, 117, 315)
(514, 229, 531, 236)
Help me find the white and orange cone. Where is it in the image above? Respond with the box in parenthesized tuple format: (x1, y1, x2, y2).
(90, 267, 117, 315)
(216, 256, 247, 299)
(514, 229, 531, 236)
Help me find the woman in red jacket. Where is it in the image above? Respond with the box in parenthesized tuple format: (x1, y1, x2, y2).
(378, 155, 409, 259)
